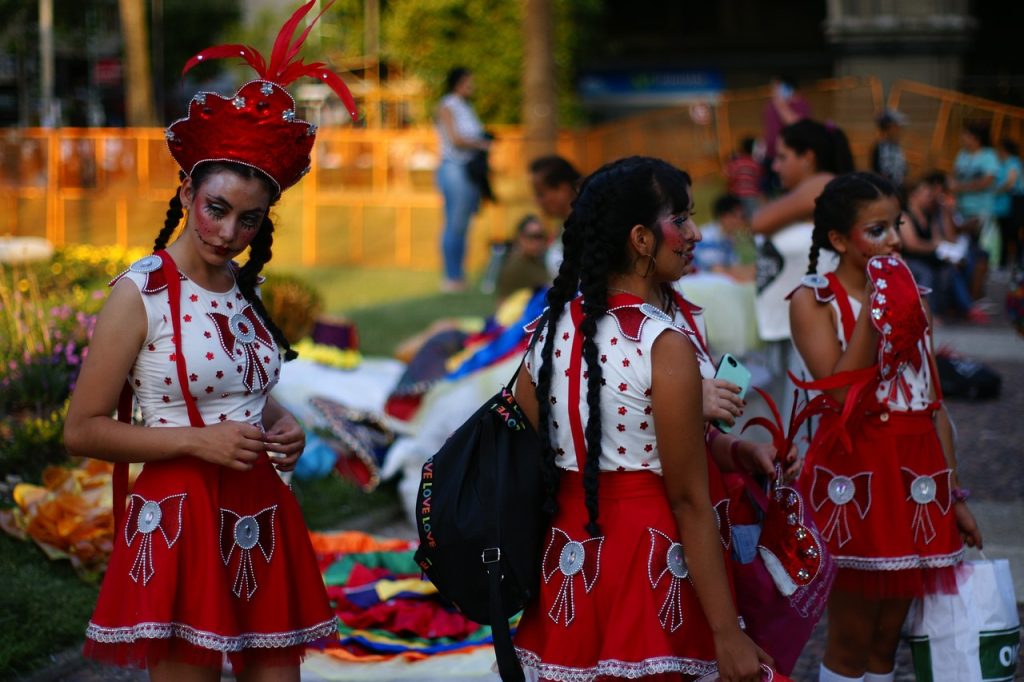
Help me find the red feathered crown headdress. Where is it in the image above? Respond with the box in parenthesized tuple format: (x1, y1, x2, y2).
(166, 0, 358, 194)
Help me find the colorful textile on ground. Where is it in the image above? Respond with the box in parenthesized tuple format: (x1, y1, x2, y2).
(310, 397, 394, 492)
(315, 530, 510, 660)
(445, 287, 547, 380)
(0, 459, 137, 580)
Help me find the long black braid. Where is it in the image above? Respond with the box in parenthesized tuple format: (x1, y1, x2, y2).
(807, 172, 898, 275)
(534, 156, 691, 537)
(154, 161, 297, 361)
(534, 205, 584, 517)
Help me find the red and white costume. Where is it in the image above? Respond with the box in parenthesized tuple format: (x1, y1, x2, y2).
(84, 258, 336, 669)
(514, 293, 723, 681)
(793, 261, 962, 599)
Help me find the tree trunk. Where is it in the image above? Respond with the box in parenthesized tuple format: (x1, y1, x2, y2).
(522, 0, 556, 163)
(119, 0, 157, 126)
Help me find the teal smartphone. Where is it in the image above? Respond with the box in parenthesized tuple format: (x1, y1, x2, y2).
(712, 353, 751, 434)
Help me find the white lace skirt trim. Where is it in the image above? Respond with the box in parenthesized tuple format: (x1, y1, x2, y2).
(834, 548, 964, 571)
(516, 646, 715, 681)
(85, 617, 337, 652)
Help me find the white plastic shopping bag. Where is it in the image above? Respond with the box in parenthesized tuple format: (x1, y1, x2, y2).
(904, 558, 1021, 682)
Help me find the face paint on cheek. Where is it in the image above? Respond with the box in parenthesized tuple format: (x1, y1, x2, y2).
(660, 225, 687, 253)
(850, 227, 889, 257)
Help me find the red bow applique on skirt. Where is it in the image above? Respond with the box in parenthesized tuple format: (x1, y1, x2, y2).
(541, 527, 604, 626)
(900, 467, 952, 544)
(809, 467, 871, 548)
(647, 528, 692, 632)
(220, 505, 277, 600)
(125, 493, 186, 585)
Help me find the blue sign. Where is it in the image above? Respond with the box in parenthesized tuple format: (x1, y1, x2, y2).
(578, 70, 724, 106)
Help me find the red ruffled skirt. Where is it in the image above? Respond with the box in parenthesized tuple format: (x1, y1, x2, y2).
(83, 453, 337, 672)
(515, 470, 727, 681)
(800, 410, 962, 599)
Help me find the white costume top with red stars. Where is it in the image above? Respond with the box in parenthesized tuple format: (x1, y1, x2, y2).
(124, 269, 281, 429)
(524, 295, 691, 476)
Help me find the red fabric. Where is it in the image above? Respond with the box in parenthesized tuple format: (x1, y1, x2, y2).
(799, 411, 962, 599)
(169, 1, 356, 193)
(866, 256, 928, 379)
(726, 155, 764, 199)
(825, 272, 856, 343)
(515, 471, 720, 679)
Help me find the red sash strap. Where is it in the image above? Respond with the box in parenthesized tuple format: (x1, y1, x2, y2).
(112, 250, 208, 533)
(567, 298, 587, 471)
(158, 250, 206, 428)
(824, 273, 855, 344)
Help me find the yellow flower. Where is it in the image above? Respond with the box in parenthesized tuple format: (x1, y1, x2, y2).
(17, 279, 29, 292)
(50, 263, 63, 275)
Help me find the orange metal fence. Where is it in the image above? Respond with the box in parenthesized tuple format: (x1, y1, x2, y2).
(2, 77, 1016, 270)
(887, 80, 1024, 179)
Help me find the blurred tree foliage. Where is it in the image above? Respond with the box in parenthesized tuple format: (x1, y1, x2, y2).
(223, 0, 601, 127)
(383, 0, 601, 125)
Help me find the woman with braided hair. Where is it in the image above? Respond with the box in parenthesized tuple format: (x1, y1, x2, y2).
(512, 157, 770, 681)
(789, 172, 982, 682)
(62, 2, 358, 678)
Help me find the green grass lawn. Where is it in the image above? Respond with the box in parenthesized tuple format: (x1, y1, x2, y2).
(0, 533, 100, 677)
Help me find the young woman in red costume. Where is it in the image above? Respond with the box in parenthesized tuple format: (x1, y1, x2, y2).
(512, 156, 772, 681)
(63, 2, 358, 679)
(788, 172, 983, 682)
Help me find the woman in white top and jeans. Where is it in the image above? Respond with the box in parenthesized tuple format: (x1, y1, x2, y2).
(436, 67, 490, 292)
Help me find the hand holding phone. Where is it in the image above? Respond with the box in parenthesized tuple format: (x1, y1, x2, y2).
(711, 354, 752, 433)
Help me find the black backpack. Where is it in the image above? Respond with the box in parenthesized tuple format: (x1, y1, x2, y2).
(413, 344, 545, 682)
(935, 352, 1002, 400)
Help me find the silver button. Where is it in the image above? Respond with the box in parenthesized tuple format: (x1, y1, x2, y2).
(559, 541, 585, 576)
(639, 303, 672, 323)
(137, 501, 162, 534)
(234, 516, 260, 550)
(229, 313, 256, 344)
(911, 476, 937, 504)
(666, 542, 689, 579)
(129, 255, 163, 274)
(828, 476, 856, 505)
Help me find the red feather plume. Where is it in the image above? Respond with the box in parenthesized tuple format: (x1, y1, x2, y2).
(182, 0, 357, 120)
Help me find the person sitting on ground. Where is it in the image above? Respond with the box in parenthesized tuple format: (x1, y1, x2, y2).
(528, 154, 582, 277)
(694, 194, 756, 281)
(495, 214, 551, 302)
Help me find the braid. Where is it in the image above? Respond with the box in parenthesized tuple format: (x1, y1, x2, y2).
(153, 193, 183, 251)
(806, 241, 822, 275)
(535, 209, 584, 517)
(578, 230, 612, 537)
(236, 214, 297, 361)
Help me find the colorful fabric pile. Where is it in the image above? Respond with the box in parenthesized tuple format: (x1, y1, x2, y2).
(310, 531, 507, 663)
(0, 459, 139, 580)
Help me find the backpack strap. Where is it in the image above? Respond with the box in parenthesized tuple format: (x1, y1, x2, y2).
(479, 397, 525, 681)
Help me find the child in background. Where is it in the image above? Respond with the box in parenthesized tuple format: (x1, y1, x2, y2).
(694, 194, 755, 281)
(726, 136, 764, 219)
